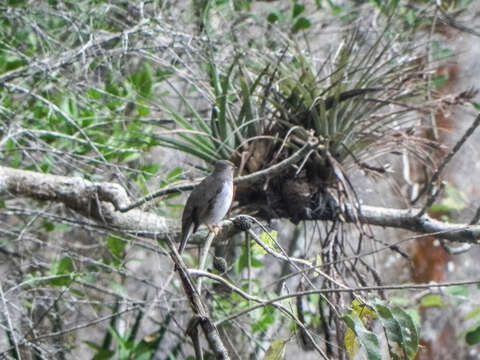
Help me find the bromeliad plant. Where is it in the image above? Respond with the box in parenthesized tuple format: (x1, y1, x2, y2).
(156, 13, 434, 222)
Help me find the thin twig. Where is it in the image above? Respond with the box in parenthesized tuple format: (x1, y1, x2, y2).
(246, 226, 356, 295)
(0, 282, 21, 360)
(469, 205, 480, 225)
(417, 113, 480, 216)
(165, 236, 231, 360)
(245, 222, 348, 317)
(437, 4, 480, 37)
(196, 232, 215, 295)
(213, 277, 480, 326)
(189, 269, 329, 359)
(30, 306, 140, 341)
(4, 83, 108, 163)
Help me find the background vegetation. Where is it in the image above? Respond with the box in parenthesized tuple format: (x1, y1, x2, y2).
(1, 0, 480, 359)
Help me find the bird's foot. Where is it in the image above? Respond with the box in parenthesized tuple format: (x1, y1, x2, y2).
(207, 224, 221, 236)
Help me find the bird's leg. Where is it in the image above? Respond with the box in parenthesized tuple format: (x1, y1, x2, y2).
(207, 224, 221, 236)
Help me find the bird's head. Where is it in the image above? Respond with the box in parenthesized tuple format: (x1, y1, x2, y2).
(214, 160, 235, 176)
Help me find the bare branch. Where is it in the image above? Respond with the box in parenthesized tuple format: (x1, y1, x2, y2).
(418, 112, 480, 216)
(343, 204, 480, 243)
(165, 237, 231, 359)
(0, 282, 20, 359)
(188, 269, 329, 359)
(0, 165, 172, 235)
(209, 275, 480, 326)
(2, 165, 480, 244)
(0, 18, 152, 84)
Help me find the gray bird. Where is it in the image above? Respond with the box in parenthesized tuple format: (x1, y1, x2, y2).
(179, 160, 235, 254)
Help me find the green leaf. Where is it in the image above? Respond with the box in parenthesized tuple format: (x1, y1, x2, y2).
(373, 303, 403, 346)
(291, 17, 311, 33)
(159, 167, 182, 186)
(236, 245, 264, 272)
(166, 167, 183, 181)
(107, 236, 125, 259)
(466, 305, 480, 320)
(48, 256, 75, 286)
(344, 327, 360, 358)
(430, 183, 467, 212)
(405, 9, 416, 26)
(390, 307, 419, 359)
(343, 314, 381, 360)
(420, 294, 444, 308)
(351, 299, 376, 320)
(326, 0, 342, 15)
(250, 257, 264, 268)
(84, 341, 115, 360)
(43, 221, 55, 232)
(49, 257, 74, 276)
(264, 338, 286, 360)
(155, 136, 217, 163)
(165, 81, 212, 136)
(129, 63, 153, 98)
(140, 163, 162, 177)
(252, 305, 275, 333)
(292, 3, 305, 18)
(110, 281, 127, 297)
(214, 56, 239, 148)
(372, 301, 419, 359)
(466, 323, 480, 345)
(252, 230, 277, 254)
(70, 288, 84, 298)
(87, 88, 102, 100)
(443, 183, 468, 210)
(237, 76, 256, 137)
(120, 152, 141, 164)
(267, 11, 280, 24)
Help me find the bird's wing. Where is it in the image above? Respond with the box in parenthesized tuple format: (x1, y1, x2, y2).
(180, 175, 219, 253)
(193, 176, 225, 221)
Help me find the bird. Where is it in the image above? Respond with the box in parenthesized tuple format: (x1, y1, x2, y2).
(179, 160, 235, 254)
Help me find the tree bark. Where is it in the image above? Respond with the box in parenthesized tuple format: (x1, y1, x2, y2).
(1, 165, 479, 243)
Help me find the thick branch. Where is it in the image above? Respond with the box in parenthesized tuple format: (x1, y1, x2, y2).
(0, 165, 237, 244)
(1, 165, 480, 243)
(0, 165, 170, 235)
(341, 204, 479, 243)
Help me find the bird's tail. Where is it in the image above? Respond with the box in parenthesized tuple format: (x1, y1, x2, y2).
(178, 223, 194, 254)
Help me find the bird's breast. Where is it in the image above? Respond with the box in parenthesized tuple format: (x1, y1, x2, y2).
(204, 180, 233, 224)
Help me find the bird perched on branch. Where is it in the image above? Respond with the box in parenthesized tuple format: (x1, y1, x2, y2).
(179, 160, 235, 254)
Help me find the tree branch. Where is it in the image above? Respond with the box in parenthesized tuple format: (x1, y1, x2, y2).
(342, 204, 480, 243)
(166, 237, 230, 359)
(417, 112, 480, 216)
(2, 165, 480, 244)
(0, 165, 236, 245)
